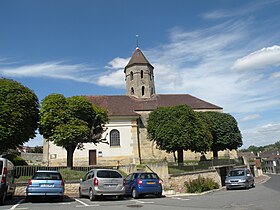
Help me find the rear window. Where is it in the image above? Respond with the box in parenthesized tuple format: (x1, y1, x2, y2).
(97, 170, 122, 178)
(32, 172, 62, 180)
(0, 161, 3, 174)
(229, 170, 245, 177)
(139, 173, 158, 179)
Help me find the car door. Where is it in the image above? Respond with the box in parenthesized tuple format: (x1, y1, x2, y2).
(81, 171, 92, 195)
(124, 174, 134, 194)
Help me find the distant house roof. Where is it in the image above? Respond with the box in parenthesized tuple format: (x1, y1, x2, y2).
(238, 152, 258, 159)
(125, 47, 154, 71)
(259, 150, 280, 159)
(86, 94, 222, 117)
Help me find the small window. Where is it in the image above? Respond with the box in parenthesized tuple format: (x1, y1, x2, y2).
(130, 71, 133, 80)
(142, 86, 145, 96)
(141, 70, 144, 78)
(110, 129, 120, 146)
(131, 87, 134, 95)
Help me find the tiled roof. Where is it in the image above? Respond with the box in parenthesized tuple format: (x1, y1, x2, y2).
(85, 94, 222, 117)
(125, 48, 154, 71)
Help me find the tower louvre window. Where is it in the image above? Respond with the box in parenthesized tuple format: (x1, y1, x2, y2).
(141, 70, 144, 78)
(131, 87, 134, 95)
(130, 71, 133, 81)
(142, 86, 145, 96)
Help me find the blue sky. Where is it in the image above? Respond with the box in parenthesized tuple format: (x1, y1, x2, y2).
(0, 0, 280, 148)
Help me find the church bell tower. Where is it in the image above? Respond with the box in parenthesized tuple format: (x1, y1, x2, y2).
(124, 48, 156, 98)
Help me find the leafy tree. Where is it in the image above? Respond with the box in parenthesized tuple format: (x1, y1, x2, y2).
(198, 112, 242, 159)
(0, 78, 39, 154)
(39, 94, 108, 169)
(147, 105, 212, 167)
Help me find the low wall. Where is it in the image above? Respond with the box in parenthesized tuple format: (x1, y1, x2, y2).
(165, 170, 222, 193)
(15, 182, 80, 197)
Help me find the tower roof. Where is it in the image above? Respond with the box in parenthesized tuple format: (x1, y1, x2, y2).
(125, 48, 154, 71)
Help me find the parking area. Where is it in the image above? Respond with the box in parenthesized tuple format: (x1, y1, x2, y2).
(1, 195, 167, 210)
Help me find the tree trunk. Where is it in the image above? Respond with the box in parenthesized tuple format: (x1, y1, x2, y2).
(173, 151, 177, 163)
(177, 148, 184, 168)
(213, 150, 218, 159)
(66, 145, 76, 170)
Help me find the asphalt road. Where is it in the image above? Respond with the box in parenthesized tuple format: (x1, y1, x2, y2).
(1, 174, 280, 210)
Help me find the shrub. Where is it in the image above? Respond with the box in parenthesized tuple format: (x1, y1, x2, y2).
(3, 153, 28, 166)
(184, 175, 219, 193)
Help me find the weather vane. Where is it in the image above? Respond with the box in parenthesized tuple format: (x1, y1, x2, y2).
(136, 34, 139, 48)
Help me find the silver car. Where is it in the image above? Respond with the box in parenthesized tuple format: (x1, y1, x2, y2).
(79, 169, 125, 201)
(225, 168, 255, 190)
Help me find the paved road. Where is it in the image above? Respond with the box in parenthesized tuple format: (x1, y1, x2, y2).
(1, 174, 279, 210)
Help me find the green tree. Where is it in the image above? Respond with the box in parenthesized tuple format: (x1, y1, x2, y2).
(147, 105, 212, 167)
(39, 94, 108, 169)
(198, 112, 242, 159)
(0, 78, 39, 154)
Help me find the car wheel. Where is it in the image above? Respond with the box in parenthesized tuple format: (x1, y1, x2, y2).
(89, 189, 95, 201)
(0, 190, 6, 205)
(156, 192, 162, 198)
(251, 181, 255, 188)
(117, 195, 124, 200)
(79, 188, 83, 198)
(132, 188, 139, 199)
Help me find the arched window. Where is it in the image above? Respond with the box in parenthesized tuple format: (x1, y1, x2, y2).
(130, 72, 133, 81)
(141, 70, 144, 78)
(131, 87, 134, 95)
(110, 129, 120, 146)
(142, 86, 145, 96)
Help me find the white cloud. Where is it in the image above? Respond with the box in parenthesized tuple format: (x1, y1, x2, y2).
(242, 123, 280, 148)
(96, 69, 125, 88)
(0, 61, 100, 83)
(241, 114, 260, 122)
(106, 57, 129, 69)
(232, 45, 280, 71)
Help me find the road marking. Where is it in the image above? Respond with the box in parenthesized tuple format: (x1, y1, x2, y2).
(172, 197, 190, 201)
(75, 198, 99, 207)
(9, 199, 25, 210)
(133, 200, 154, 204)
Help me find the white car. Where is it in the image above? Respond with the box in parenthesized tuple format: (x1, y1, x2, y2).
(0, 157, 19, 205)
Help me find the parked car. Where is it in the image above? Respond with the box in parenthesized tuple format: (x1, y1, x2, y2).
(124, 172, 162, 198)
(0, 157, 19, 205)
(26, 170, 65, 201)
(79, 169, 125, 201)
(225, 168, 255, 190)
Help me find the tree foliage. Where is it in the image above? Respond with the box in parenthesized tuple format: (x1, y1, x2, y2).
(0, 78, 39, 154)
(198, 111, 242, 158)
(39, 94, 108, 168)
(147, 105, 212, 166)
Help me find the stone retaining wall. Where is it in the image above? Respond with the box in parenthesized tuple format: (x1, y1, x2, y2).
(165, 170, 222, 193)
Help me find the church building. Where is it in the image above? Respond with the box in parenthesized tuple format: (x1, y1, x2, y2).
(43, 48, 236, 166)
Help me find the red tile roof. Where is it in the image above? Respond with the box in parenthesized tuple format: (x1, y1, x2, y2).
(85, 94, 222, 117)
(125, 48, 154, 71)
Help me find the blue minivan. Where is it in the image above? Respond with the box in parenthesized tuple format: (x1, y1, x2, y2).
(124, 172, 162, 198)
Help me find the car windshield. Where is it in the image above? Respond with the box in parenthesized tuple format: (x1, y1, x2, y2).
(229, 170, 245, 177)
(32, 172, 62, 180)
(139, 173, 158, 179)
(97, 170, 122, 178)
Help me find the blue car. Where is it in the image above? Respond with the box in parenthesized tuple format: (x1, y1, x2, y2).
(124, 172, 162, 198)
(26, 170, 65, 201)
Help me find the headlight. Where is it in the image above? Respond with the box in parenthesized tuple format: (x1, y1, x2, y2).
(239, 179, 246, 183)
(225, 180, 230, 183)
